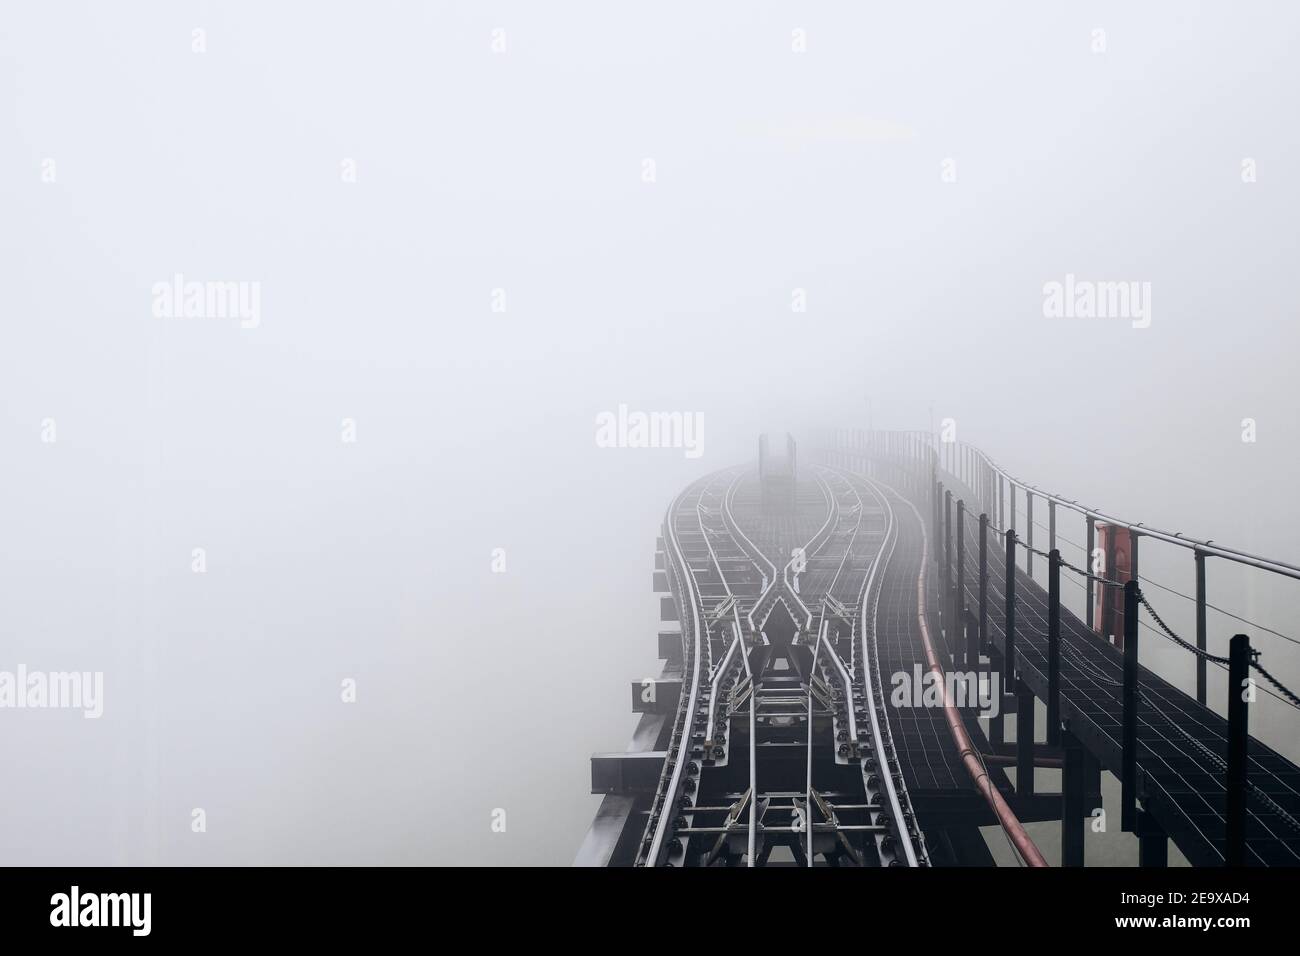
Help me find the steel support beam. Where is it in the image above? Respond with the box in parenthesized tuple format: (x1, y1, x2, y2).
(1225, 633, 1251, 866)
(1047, 549, 1061, 747)
(1016, 681, 1035, 798)
(1195, 551, 1208, 706)
(1121, 580, 1139, 832)
(1062, 727, 1085, 866)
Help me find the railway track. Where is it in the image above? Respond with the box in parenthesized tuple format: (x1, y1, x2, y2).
(636, 464, 930, 866)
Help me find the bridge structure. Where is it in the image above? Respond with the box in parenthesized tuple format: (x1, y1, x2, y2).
(576, 432, 1300, 867)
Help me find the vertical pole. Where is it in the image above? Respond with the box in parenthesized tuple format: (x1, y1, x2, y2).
(989, 647, 1006, 750)
(944, 491, 953, 620)
(1026, 492, 1034, 578)
(1010, 485, 1016, 539)
(965, 609, 978, 671)
(978, 513, 989, 654)
(1084, 749, 1102, 811)
(1225, 633, 1251, 866)
(1131, 531, 1139, 589)
(1016, 681, 1035, 798)
(1004, 529, 1016, 685)
(934, 480, 943, 565)
(1062, 726, 1085, 867)
(1085, 516, 1095, 631)
(1105, 530, 1118, 645)
(1121, 580, 1139, 832)
(1195, 552, 1208, 706)
(956, 500, 966, 648)
(998, 477, 1004, 531)
(1047, 549, 1061, 747)
(1048, 500, 1056, 555)
(1138, 812, 1168, 867)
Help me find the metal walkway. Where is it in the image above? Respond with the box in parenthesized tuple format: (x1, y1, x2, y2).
(966, 506, 1300, 866)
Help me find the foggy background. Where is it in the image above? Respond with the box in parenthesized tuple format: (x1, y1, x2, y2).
(2, 2, 1297, 865)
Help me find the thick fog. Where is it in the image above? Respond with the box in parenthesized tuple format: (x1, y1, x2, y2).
(2, 3, 1298, 864)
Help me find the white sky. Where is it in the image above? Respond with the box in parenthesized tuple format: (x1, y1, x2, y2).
(2, 2, 1298, 864)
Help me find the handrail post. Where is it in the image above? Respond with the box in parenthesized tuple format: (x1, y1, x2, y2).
(944, 491, 953, 625)
(1085, 516, 1096, 631)
(1026, 492, 1034, 577)
(1225, 633, 1251, 866)
(956, 499, 966, 650)
(934, 480, 943, 565)
(1121, 580, 1139, 832)
(1004, 529, 1016, 685)
(1047, 549, 1061, 746)
(1062, 725, 1085, 866)
(978, 513, 989, 655)
(1016, 680, 1035, 798)
(1048, 500, 1056, 555)
(965, 608, 978, 671)
(1131, 530, 1139, 588)
(1195, 552, 1208, 706)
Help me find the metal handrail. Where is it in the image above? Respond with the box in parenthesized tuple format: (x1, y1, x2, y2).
(963, 439, 1300, 581)
(852, 428, 1300, 583)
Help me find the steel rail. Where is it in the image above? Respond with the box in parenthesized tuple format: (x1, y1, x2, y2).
(818, 623, 859, 749)
(738, 625, 758, 866)
(850, 471, 923, 866)
(723, 468, 777, 589)
(805, 629, 822, 867)
(820, 468, 867, 607)
(779, 470, 839, 631)
(810, 469, 868, 773)
(703, 470, 766, 601)
(719, 466, 785, 641)
(642, 473, 717, 865)
(706, 631, 740, 746)
(696, 470, 750, 675)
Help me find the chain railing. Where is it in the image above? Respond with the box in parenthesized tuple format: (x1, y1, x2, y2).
(817, 428, 1300, 865)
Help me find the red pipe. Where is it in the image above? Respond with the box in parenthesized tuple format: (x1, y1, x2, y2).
(911, 500, 1049, 867)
